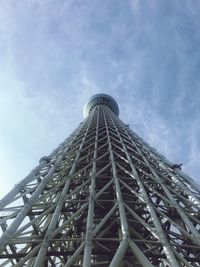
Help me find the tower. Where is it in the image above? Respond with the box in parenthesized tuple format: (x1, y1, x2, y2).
(0, 94, 200, 266)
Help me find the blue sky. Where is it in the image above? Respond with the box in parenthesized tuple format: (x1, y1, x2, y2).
(0, 0, 200, 197)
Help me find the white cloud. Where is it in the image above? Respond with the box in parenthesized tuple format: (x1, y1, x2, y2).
(1, 0, 200, 198)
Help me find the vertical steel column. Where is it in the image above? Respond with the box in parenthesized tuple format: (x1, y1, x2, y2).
(33, 112, 94, 266)
(83, 107, 99, 267)
(103, 108, 129, 266)
(108, 111, 180, 267)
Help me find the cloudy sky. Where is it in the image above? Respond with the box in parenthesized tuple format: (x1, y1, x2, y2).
(0, 0, 200, 197)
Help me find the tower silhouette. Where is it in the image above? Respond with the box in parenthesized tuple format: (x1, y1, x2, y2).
(0, 94, 200, 267)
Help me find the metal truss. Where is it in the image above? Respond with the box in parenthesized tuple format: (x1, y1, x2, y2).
(0, 101, 200, 266)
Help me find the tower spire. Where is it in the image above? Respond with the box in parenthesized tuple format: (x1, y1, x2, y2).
(0, 94, 200, 266)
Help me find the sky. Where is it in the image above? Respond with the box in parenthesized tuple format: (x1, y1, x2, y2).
(0, 0, 200, 198)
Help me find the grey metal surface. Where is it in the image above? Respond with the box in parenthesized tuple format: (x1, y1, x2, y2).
(0, 96, 200, 266)
(83, 93, 119, 118)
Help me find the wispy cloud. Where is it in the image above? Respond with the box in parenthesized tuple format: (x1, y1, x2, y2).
(0, 0, 200, 197)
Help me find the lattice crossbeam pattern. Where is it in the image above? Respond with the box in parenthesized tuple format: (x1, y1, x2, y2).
(0, 94, 200, 267)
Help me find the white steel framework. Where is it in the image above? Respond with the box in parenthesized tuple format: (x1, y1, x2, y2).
(0, 94, 200, 266)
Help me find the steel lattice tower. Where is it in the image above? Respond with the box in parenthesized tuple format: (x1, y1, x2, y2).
(0, 94, 200, 267)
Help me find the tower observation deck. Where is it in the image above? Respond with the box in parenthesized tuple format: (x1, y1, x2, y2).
(0, 94, 200, 266)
